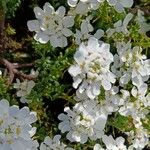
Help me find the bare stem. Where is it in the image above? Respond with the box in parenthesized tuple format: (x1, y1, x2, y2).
(0, 58, 36, 84)
(13, 62, 34, 68)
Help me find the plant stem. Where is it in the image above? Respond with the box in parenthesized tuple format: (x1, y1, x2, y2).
(0, 58, 36, 84)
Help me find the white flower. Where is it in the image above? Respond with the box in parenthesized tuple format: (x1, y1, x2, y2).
(27, 2, 74, 47)
(119, 86, 149, 122)
(0, 70, 2, 76)
(101, 87, 126, 115)
(0, 99, 38, 150)
(126, 127, 149, 150)
(67, 0, 104, 15)
(30, 69, 39, 77)
(74, 17, 104, 45)
(40, 135, 74, 150)
(74, 89, 90, 101)
(106, 13, 133, 37)
(93, 144, 104, 150)
(75, 85, 126, 116)
(102, 135, 127, 150)
(30, 140, 39, 150)
(107, 0, 133, 13)
(58, 100, 107, 143)
(112, 42, 150, 88)
(136, 10, 150, 33)
(14, 79, 35, 103)
(68, 37, 116, 99)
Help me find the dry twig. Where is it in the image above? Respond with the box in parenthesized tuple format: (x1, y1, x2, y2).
(0, 58, 36, 84)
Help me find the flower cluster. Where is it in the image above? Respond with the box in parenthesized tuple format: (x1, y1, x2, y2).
(14, 79, 35, 103)
(27, 2, 74, 47)
(26, 1, 149, 149)
(74, 16, 104, 45)
(68, 0, 103, 15)
(13, 70, 38, 103)
(107, 0, 133, 13)
(106, 13, 133, 37)
(40, 135, 74, 150)
(136, 10, 150, 33)
(58, 100, 107, 143)
(126, 126, 149, 149)
(94, 135, 127, 150)
(68, 37, 116, 99)
(0, 99, 38, 150)
(112, 42, 150, 88)
(1, 0, 149, 149)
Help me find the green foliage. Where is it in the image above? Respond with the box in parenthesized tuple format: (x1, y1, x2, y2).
(108, 114, 135, 132)
(28, 100, 54, 142)
(129, 24, 150, 49)
(0, 76, 10, 100)
(0, 0, 21, 18)
(28, 42, 75, 103)
(93, 2, 125, 31)
(143, 114, 150, 134)
(0, 76, 19, 105)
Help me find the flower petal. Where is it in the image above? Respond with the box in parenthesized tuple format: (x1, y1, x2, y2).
(102, 80, 111, 90)
(123, 13, 133, 27)
(34, 7, 44, 19)
(62, 28, 73, 37)
(63, 16, 74, 28)
(75, 2, 88, 15)
(57, 36, 68, 47)
(92, 83, 100, 96)
(74, 43, 87, 64)
(68, 65, 81, 77)
(114, 2, 124, 13)
(67, 0, 78, 7)
(56, 6, 66, 17)
(107, 0, 117, 6)
(73, 77, 82, 89)
(120, 0, 133, 8)
(50, 35, 59, 47)
(43, 2, 54, 14)
(27, 20, 40, 32)
(94, 29, 104, 39)
(34, 32, 49, 44)
(87, 37, 99, 52)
